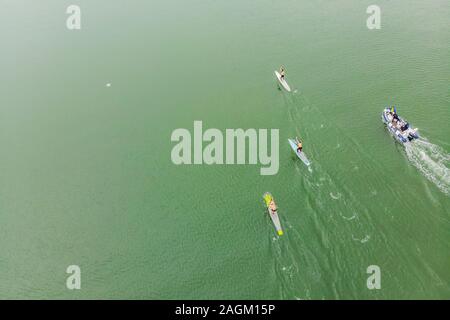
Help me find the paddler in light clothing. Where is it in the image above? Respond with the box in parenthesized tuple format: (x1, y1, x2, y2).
(296, 137, 303, 153)
(269, 199, 277, 213)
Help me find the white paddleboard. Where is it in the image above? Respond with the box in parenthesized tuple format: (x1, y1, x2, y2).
(275, 71, 291, 92)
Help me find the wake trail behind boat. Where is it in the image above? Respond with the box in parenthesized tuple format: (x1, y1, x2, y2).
(405, 139, 450, 196)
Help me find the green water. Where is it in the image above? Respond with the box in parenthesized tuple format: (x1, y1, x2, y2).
(1, 0, 449, 299)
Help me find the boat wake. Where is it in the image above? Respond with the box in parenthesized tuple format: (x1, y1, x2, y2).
(405, 139, 450, 196)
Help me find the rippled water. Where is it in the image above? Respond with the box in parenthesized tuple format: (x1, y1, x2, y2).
(405, 140, 450, 196)
(0, 0, 449, 299)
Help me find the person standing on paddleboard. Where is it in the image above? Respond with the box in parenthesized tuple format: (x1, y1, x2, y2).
(296, 137, 303, 153)
(269, 199, 277, 213)
(279, 66, 286, 80)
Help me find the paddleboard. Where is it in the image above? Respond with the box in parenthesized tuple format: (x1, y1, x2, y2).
(263, 192, 283, 236)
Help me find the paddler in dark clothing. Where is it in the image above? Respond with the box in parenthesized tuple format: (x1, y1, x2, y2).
(296, 137, 303, 153)
(279, 66, 286, 80)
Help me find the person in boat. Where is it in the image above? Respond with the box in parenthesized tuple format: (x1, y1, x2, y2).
(279, 67, 286, 80)
(391, 108, 399, 127)
(392, 112, 399, 121)
(392, 118, 398, 128)
(401, 122, 409, 131)
(390, 106, 399, 120)
(296, 137, 303, 153)
(269, 199, 277, 212)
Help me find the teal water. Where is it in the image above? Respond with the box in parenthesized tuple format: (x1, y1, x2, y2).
(0, 0, 449, 299)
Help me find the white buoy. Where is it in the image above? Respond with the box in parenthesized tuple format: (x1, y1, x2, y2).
(106, 83, 111, 87)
